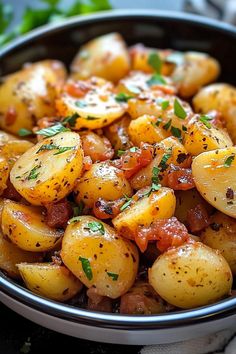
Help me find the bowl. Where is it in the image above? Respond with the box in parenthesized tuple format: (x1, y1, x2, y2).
(0, 9, 236, 345)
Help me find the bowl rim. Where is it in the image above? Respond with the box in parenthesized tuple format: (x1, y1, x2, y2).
(0, 9, 236, 329)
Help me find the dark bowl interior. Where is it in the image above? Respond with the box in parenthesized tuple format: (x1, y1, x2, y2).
(0, 10, 236, 329)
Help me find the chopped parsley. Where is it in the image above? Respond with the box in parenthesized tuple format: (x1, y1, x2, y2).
(107, 272, 119, 281)
(36, 144, 59, 153)
(86, 116, 99, 120)
(27, 165, 41, 180)
(75, 100, 87, 108)
(152, 117, 162, 127)
(159, 150, 172, 171)
(174, 98, 187, 119)
(68, 216, 81, 224)
(53, 146, 75, 155)
(171, 126, 182, 140)
(120, 194, 132, 212)
(152, 166, 160, 184)
(163, 119, 172, 131)
(79, 257, 93, 281)
(161, 100, 170, 110)
(199, 115, 212, 129)
(117, 149, 125, 157)
(129, 146, 138, 152)
(87, 221, 105, 235)
(36, 144, 75, 155)
(62, 113, 80, 127)
(147, 73, 166, 86)
(224, 154, 235, 168)
(36, 123, 70, 137)
(18, 128, 33, 137)
(73, 201, 84, 216)
(115, 92, 134, 102)
(182, 125, 187, 132)
(148, 52, 162, 73)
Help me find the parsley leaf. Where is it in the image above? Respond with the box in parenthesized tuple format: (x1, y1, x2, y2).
(36, 144, 59, 153)
(79, 257, 93, 280)
(62, 113, 79, 127)
(68, 216, 81, 224)
(161, 100, 169, 110)
(120, 195, 132, 212)
(152, 117, 162, 127)
(115, 93, 134, 102)
(199, 115, 212, 129)
(129, 147, 138, 153)
(53, 146, 75, 155)
(163, 119, 172, 131)
(36, 123, 70, 137)
(182, 125, 187, 132)
(87, 221, 105, 235)
(224, 155, 235, 168)
(18, 128, 33, 137)
(148, 52, 162, 73)
(86, 116, 98, 120)
(75, 100, 87, 108)
(174, 98, 187, 119)
(147, 73, 166, 86)
(27, 165, 41, 180)
(107, 272, 119, 281)
(171, 126, 182, 140)
(152, 166, 160, 184)
(159, 151, 172, 171)
(117, 150, 125, 157)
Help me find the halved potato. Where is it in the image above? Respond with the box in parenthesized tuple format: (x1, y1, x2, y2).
(10, 131, 83, 205)
(17, 263, 82, 301)
(0, 156, 9, 195)
(149, 242, 232, 308)
(103, 115, 132, 153)
(56, 77, 126, 130)
(61, 216, 139, 299)
(0, 139, 33, 169)
(0, 60, 66, 135)
(192, 147, 236, 218)
(71, 33, 130, 82)
(1, 200, 63, 251)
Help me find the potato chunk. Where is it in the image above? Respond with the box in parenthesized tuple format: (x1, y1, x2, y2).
(17, 263, 82, 301)
(71, 33, 130, 82)
(10, 131, 83, 205)
(192, 147, 236, 218)
(61, 216, 139, 299)
(149, 242, 232, 308)
(0, 156, 9, 195)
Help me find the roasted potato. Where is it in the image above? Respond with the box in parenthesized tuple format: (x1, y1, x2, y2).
(71, 33, 130, 82)
(103, 115, 132, 153)
(192, 147, 236, 218)
(10, 131, 83, 205)
(149, 242, 232, 308)
(80, 131, 114, 162)
(0, 60, 66, 135)
(74, 162, 132, 209)
(201, 211, 236, 275)
(61, 216, 139, 299)
(193, 83, 236, 143)
(1, 200, 63, 251)
(0, 156, 9, 195)
(0, 139, 33, 169)
(17, 263, 82, 301)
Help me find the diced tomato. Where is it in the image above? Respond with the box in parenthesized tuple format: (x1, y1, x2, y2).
(166, 164, 195, 190)
(187, 203, 210, 233)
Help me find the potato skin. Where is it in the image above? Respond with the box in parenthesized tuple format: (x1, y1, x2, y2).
(192, 147, 236, 218)
(1, 200, 63, 252)
(201, 212, 236, 275)
(10, 132, 84, 205)
(193, 83, 236, 143)
(74, 162, 132, 209)
(17, 263, 83, 301)
(61, 216, 139, 299)
(71, 33, 130, 83)
(149, 242, 232, 308)
(0, 60, 66, 135)
(0, 156, 9, 195)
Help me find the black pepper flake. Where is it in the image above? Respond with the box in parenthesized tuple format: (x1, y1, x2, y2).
(226, 187, 234, 200)
(176, 153, 189, 164)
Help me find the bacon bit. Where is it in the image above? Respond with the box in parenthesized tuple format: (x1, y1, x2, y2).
(166, 164, 195, 190)
(45, 199, 73, 228)
(83, 156, 93, 172)
(3, 180, 22, 201)
(187, 203, 210, 233)
(136, 217, 190, 253)
(5, 107, 17, 126)
(64, 81, 90, 98)
(93, 198, 124, 219)
(115, 143, 153, 179)
(87, 287, 112, 313)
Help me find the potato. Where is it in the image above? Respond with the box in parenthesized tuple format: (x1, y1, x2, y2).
(192, 147, 236, 218)
(70, 33, 130, 83)
(56, 77, 126, 130)
(61, 216, 139, 298)
(0, 130, 17, 145)
(0, 60, 66, 135)
(184, 116, 232, 156)
(74, 162, 132, 209)
(103, 115, 132, 153)
(193, 83, 236, 143)
(17, 263, 82, 301)
(1, 200, 63, 251)
(80, 131, 113, 162)
(149, 242, 232, 308)
(0, 156, 9, 195)
(10, 131, 83, 205)
(128, 114, 170, 146)
(112, 187, 176, 236)
(172, 52, 220, 98)
(175, 189, 213, 224)
(201, 211, 236, 275)
(130, 137, 190, 190)
(0, 139, 33, 168)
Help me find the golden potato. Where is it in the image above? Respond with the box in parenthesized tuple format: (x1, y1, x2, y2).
(10, 131, 83, 205)
(149, 242, 232, 308)
(192, 147, 236, 218)
(71, 33, 130, 82)
(1, 200, 63, 252)
(103, 115, 132, 153)
(0, 139, 33, 168)
(112, 187, 176, 235)
(17, 263, 82, 301)
(201, 211, 236, 275)
(61, 216, 139, 299)
(184, 116, 232, 156)
(128, 114, 170, 146)
(193, 83, 236, 143)
(0, 60, 66, 135)
(172, 52, 220, 98)
(0, 156, 9, 195)
(80, 131, 113, 162)
(74, 162, 132, 209)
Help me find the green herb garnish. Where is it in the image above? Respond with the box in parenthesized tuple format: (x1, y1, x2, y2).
(62, 113, 80, 127)
(120, 195, 132, 212)
(107, 272, 119, 281)
(182, 125, 187, 132)
(115, 92, 134, 102)
(79, 256, 93, 281)
(36, 123, 70, 137)
(87, 221, 105, 235)
(86, 116, 99, 120)
(129, 147, 138, 153)
(27, 165, 41, 180)
(199, 115, 212, 129)
(148, 52, 162, 73)
(53, 146, 75, 155)
(68, 216, 81, 224)
(174, 98, 187, 119)
(18, 128, 33, 137)
(163, 119, 172, 131)
(152, 166, 160, 184)
(117, 150, 125, 157)
(147, 73, 166, 86)
(152, 117, 162, 127)
(161, 100, 170, 110)
(36, 144, 59, 153)
(224, 155, 235, 168)
(73, 201, 84, 216)
(159, 151, 172, 171)
(171, 126, 182, 140)
(75, 100, 87, 108)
